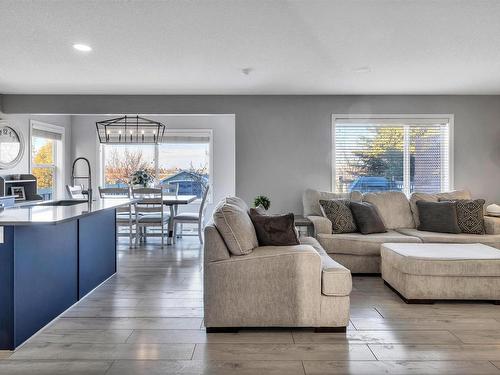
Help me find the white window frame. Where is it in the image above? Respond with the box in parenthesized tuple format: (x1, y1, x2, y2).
(331, 114, 454, 195)
(30, 120, 65, 200)
(99, 128, 213, 202)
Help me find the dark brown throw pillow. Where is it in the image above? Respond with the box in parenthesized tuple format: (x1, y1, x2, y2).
(249, 208, 300, 246)
(349, 201, 386, 235)
(416, 201, 461, 234)
(439, 199, 486, 234)
(319, 199, 357, 234)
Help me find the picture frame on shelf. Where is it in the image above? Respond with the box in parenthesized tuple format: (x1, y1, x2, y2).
(11, 186, 26, 201)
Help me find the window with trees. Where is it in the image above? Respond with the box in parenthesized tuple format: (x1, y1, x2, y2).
(102, 130, 211, 199)
(333, 116, 452, 195)
(31, 122, 64, 200)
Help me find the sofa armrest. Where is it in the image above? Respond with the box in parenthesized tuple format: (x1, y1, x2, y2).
(204, 245, 322, 327)
(485, 216, 500, 235)
(307, 215, 332, 236)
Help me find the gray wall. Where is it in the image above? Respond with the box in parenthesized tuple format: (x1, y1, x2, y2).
(0, 111, 72, 188)
(2, 95, 500, 213)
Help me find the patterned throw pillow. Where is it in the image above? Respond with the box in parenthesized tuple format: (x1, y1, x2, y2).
(455, 199, 486, 234)
(439, 198, 486, 234)
(319, 199, 357, 234)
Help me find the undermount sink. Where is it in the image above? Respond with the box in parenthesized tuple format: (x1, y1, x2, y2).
(38, 200, 88, 207)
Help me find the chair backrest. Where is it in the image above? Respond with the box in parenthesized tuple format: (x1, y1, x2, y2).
(132, 187, 164, 216)
(132, 187, 162, 199)
(99, 187, 131, 213)
(99, 187, 130, 198)
(199, 185, 210, 219)
(66, 184, 86, 199)
(159, 183, 179, 196)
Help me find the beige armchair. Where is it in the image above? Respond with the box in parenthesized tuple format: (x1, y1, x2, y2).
(203, 223, 351, 332)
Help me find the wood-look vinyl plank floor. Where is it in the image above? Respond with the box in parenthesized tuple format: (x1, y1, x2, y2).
(2, 237, 500, 375)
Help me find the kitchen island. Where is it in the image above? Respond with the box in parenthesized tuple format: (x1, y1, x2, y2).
(0, 198, 133, 350)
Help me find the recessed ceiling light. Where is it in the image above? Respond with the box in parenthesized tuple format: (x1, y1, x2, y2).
(353, 66, 371, 73)
(73, 43, 92, 52)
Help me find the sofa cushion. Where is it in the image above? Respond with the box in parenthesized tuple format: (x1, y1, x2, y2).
(249, 209, 299, 246)
(300, 237, 352, 296)
(350, 201, 387, 234)
(223, 196, 249, 212)
(395, 228, 500, 249)
(416, 201, 461, 234)
(409, 190, 471, 227)
(303, 189, 362, 217)
(213, 201, 258, 255)
(381, 243, 500, 276)
(362, 191, 415, 229)
(319, 199, 357, 234)
(317, 230, 422, 256)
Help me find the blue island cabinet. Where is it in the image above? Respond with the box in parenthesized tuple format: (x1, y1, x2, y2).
(0, 208, 116, 350)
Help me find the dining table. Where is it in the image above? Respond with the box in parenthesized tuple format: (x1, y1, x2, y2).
(161, 194, 198, 244)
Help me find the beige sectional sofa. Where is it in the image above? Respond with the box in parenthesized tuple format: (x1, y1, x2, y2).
(304, 189, 500, 274)
(204, 197, 352, 331)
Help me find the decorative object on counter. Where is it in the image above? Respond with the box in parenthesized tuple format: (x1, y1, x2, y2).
(253, 195, 271, 210)
(96, 115, 166, 144)
(11, 186, 26, 201)
(131, 169, 155, 188)
(487, 203, 500, 217)
(0, 121, 24, 169)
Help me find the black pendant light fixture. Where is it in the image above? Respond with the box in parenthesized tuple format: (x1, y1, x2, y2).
(96, 115, 166, 144)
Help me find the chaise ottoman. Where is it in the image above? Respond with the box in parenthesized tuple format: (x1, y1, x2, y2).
(381, 243, 500, 303)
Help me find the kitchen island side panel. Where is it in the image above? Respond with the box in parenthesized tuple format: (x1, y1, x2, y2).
(14, 221, 78, 347)
(78, 208, 117, 298)
(0, 226, 15, 350)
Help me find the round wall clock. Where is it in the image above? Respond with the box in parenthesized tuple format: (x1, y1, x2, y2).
(0, 121, 24, 169)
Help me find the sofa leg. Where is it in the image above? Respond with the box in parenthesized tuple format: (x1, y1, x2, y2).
(206, 327, 239, 333)
(314, 326, 347, 333)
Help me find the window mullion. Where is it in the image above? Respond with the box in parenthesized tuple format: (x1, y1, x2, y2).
(403, 125, 411, 196)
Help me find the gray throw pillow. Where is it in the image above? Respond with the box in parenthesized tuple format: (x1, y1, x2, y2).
(416, 201, 461, 234)
(349, 201, 386, 235)
(319, 199, 357, 234)
(249, 208, 299, 246)
(439, 199, 486, 234)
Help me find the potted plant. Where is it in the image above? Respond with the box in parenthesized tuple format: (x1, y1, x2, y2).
(131, 169, 155, 188)
(254, 195, 271, 210)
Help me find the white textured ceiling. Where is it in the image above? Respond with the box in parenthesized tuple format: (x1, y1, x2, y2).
(1, 0, 500, 94)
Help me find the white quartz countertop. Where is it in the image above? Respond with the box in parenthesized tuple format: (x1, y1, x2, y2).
(0, 198, 135, 225)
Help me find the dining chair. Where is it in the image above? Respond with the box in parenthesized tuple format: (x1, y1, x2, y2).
(172, 185, 209, 244)
(159, 183, 179, 196)
(132, 187, 169, 248)
(99, 186, 135, 248)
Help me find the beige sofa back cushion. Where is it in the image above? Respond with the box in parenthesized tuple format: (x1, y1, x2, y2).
(409, 190, 471, 227)
(362, 191, 415, 229)
(213, 200, 258, 256)
(303, 189, 362, 217)
(224, 196, 249, 212)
